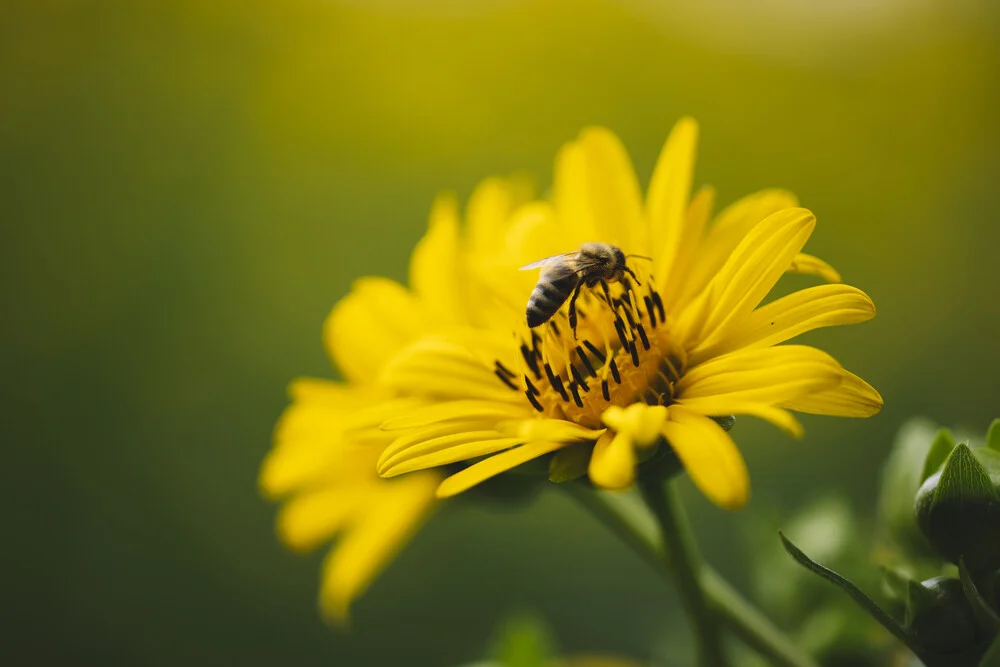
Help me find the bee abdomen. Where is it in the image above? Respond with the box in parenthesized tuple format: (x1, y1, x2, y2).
(526, 266, 578, 327)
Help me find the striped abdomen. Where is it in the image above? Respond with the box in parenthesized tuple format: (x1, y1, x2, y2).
(526, 263, 579, 327)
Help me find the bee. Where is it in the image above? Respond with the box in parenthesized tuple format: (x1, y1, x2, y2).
(520, 242, 646, 334)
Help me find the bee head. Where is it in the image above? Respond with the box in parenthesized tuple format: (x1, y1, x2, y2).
(612, 246, 626, 267)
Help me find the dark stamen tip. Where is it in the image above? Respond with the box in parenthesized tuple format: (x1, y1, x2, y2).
(525, 390, 544, 413)
(494, 369, 518, 391)
(570, 364, 590, 392)
(575, 345, 597, 377)
(601, 379, 610, 402)
(636, 323, 651, 350)
(609, 359, 621, 384)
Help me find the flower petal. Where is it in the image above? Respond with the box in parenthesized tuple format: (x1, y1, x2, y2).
(410, 193, 463, 326)
(588, 430, 637, 490)
(324, 277, 430, 383)
(647, 117, 698, 284)
(318, 472, 440, 624)
(662, 407, 750, 510)
(379, 431, 523, 477)
(678, 345, 843, 404)
(379, 337, 523, 403)
(780, 368, 883, 417)
(277, 484, 371, 552)
(578, 127, 647, 253)
(380, 400, 530, 431)
(659, 185, 714, 308)
(786, 253, 841, 283)
(707, 284, 876, 357)
(601, 403, 669, 446)
(436, 440, 570, 498)
(678, 188, 799, 307)
(682, 208, 816, 351)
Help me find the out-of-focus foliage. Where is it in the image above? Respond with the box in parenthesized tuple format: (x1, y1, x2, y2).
(2, 0, 998, 665)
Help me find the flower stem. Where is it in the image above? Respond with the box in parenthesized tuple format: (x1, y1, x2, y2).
(637, 477, 728, 667)
(564, 482, 819, 667)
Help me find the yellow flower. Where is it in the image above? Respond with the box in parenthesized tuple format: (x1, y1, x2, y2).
(370, 117, 881, 509)
(260, 179, 532, 622)
(262, 117, 882, 621)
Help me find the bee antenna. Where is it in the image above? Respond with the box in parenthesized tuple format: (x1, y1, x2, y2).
(626, 254, 652, 261)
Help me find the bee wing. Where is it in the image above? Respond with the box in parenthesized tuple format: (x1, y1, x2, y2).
(518, 252, 581, 271)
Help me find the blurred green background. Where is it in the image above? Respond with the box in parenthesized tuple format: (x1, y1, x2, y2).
(3, 0, 998, 665)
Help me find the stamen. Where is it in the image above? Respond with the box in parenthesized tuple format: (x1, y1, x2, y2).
(651, 291, 665, 323)
(636, 323, 651, 351)
(662, 355, 682, 383)
(609, 359, 621, 384)
(575, 345, 597, 377)
(494, 369, 518, 391)
(643, 295, 657, 327)
(548, 319, 561, 336)
(614, 318, 631, 349)
(525, 390, 544, 413)
(583, 340, 606, 364)
(601, 379, 610, 401)
(495, 360, 516, 378)
(524, 375, 541, 396)
(544, 362, 570, 402)
(628, 341, 640, 367)
(569, 382, 584, 408)
(520, 342, 541, 378)
(570, 364, 590, 392)
(618, 301, 637, 330)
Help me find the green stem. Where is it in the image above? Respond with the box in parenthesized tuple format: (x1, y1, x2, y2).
(564, 482, 819, 667)
(638, 477, 728, 667)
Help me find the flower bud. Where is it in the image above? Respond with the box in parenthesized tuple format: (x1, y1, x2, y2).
(904, 577, 981, 654)
(914, 442, 1000, 572)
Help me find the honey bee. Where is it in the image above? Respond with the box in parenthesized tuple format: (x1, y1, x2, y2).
(520, 242, 645, 333)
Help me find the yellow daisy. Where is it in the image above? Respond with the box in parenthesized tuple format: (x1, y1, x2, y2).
(371, 117, 882, 509)
(260, 178, 532, 621)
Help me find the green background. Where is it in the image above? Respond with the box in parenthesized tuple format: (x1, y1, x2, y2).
(3, 1, 998, 665)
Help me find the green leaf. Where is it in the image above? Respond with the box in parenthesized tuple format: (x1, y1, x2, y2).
(921, 428, 957, 483)
(778, 531, 918, 651)
(932, 444, 1000, 510)
(986, 419, 1000, 453)
(489, 614, 556, 667)
(959, 558, 1000, 635)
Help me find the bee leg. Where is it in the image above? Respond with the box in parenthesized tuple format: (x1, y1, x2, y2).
(624, 267, 641, 286)
(567, 281, 584, 338)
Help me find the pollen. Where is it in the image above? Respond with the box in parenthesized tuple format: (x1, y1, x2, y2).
(499, 269, 686, 429)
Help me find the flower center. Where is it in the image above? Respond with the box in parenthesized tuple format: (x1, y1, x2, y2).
(494, 269, 686, 429)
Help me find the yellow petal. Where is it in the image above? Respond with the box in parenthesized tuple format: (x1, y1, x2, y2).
(647, 117, 698, 283)
(781, 368, 883, 417)
(496, 418, 604, 442)
(323, 277, 429, 383)
(379, 337, 523, 403)
(588, 431, 637, 490)
(680, 400, 805, 438)
(379, 431, 523, 477)
(467, 176, 532, 257)
(380, 400, 530, 431)
(707, 284, 876, 357)
(319, 472, 440, 624)
(682, 208, 816, 351)
(678, 345, 842, 405)
(659, 185, 714, 308)
(578, 127, 646, 253)
(678, 188, 799, 308)
(786, 253, 842, 283)
(379, 420, 506, 467)
(554, 140, 601, 246)
(409, 192, 463, 326)
(661, 407, 749, 510)
(277, 484, 371, 553)
(601, 403, 668, 447)
(436, 440, 570, 498)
